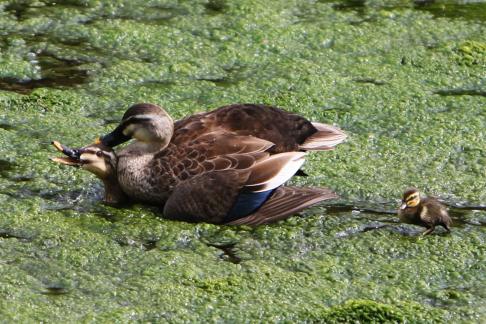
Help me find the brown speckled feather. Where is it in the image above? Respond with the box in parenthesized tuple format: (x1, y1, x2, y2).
(172, 104, 319, 153)
(225, 187, 338, 226)
(128, 133, 272, 203)
(163, 169, 252, 224)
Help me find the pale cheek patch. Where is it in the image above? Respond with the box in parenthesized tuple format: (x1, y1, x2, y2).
(123, 124, 136, 136)
(134, 127, 154, 142)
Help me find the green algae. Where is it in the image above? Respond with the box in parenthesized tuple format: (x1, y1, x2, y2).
(1, 0, 486, 322)
(455, 40, 486, 67)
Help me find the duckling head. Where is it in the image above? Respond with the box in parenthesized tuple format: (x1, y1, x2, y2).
(400, 188, 421, 209)
(100, 103, 174, 149)
(51, 141, 117, 180)
(52, 141, 127, 204)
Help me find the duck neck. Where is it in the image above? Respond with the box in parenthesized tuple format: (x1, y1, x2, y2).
(102, 175, 127, 205)
(128, 141, 169, 155)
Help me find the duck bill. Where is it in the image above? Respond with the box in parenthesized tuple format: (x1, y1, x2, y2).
(50, 141, 82, 167)
(399, 203, 407, 210)
(99, 124, 131, 147)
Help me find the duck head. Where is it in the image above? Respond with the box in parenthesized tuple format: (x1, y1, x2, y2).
(99, 103, 174, 149)
(51, 141, 127, 205)
(400, 188, 421, 210)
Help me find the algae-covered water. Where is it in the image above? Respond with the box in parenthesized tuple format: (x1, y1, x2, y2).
(0, 0, 485, 322)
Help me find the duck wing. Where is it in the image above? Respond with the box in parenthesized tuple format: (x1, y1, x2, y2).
(172, 104, 345, 153)
(225, 186, 338, 226)
(159, 133, 274, 223)
(163, 169, 252, 224)
(161, 133, 326, 223)
(155, 132, 273, 181)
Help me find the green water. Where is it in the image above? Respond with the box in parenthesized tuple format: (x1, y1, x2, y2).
(0, 0, 485, 322)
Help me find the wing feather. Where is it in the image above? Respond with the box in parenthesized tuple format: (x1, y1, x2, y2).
(245, 152, 306, 192)
(225, 186, 338, 226)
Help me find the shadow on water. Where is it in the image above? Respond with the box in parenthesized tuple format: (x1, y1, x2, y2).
(204, 0, 228, 15)
(0, 52, 90, 94)
(434, 88, 486, 97)
(318, 0, 486, 22)
(0, 159, 17, 178)
(0, 121, 15, 130)
(0, 229, 34, 242)
(41, 285, 69, 296)
(206, 242, 242, 264)
(414, 0, 486, 21)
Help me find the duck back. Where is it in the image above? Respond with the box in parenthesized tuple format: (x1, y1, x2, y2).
(173, 104, 318, 153)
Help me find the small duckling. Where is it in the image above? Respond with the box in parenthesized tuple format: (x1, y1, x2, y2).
(399, 188, 452, 235)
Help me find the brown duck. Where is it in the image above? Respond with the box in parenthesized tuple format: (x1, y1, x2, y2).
(399, 188, 452, 235)
(53, 103, 346, 225)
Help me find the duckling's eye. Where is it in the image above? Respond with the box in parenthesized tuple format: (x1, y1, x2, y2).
(96, 151, 103, 157)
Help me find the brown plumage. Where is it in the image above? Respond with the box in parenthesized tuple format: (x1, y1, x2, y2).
(171, 104, 343, 153)
(52, 103, 346, 225)
(398, 188, 452, 235)
(225, 186, 338, 226)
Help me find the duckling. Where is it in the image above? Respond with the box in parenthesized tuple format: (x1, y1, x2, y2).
(399, 188, 452, 235)
(51, 141, 126, 205)
(52, 103, 346, 225)
(52, 141, 339, 225)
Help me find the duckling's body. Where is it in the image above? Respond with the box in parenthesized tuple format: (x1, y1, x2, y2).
(399, 188, 452, 235)
(53, 103, 346, 225)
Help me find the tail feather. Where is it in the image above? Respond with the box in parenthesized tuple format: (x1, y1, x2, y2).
(225, 186, 338, 226)
(299, 122, 347, 151)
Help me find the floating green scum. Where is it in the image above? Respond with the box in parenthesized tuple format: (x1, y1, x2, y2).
(0, 0, 485, 322)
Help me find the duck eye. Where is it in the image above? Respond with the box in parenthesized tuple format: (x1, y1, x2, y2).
(96, 151, 103, 157)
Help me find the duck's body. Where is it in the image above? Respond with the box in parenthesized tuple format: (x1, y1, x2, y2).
(111, 104, 344, 203)
(399, 188, 452, 235)
(53, 103, 346, 225)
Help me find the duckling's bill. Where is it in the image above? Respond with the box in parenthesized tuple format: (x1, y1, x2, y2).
(50, 141, 82, 166)
(50, 156, 82, 166)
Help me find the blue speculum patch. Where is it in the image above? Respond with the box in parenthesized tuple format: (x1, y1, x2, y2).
(224, 189, 275, 222)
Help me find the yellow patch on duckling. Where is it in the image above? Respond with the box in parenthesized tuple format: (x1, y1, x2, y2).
(406, 193, 420, 207)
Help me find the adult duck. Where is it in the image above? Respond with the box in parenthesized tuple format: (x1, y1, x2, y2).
(53, 103, 346, 225)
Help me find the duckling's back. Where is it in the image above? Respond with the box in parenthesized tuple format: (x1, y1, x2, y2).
(421, 197, 452, 229)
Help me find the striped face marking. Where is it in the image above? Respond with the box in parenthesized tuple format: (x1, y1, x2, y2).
(79, 148, 116, 178)
(405, 192, 420, 208)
